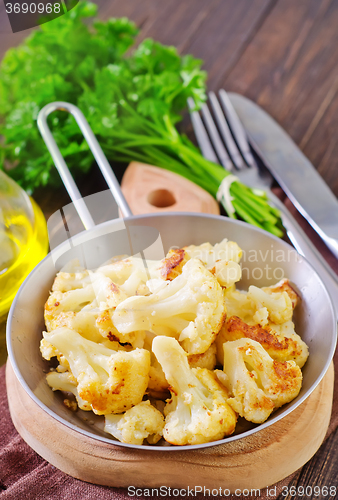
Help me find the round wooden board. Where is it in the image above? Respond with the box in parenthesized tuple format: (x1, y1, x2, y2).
(6, 360, 334, 491)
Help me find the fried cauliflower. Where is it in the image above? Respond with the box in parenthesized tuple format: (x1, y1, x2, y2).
(51, 270, 91, 292)
(263, 279, 300, 309)
(224, 288, 257, 323)
(95, 308, 146, 348)
(221, 338, 303, 423)
(96, 256, 161, 296)
(158, 248, 190, 280)
(40, 338, 70, 372)
(152, 336, 237, 445)
(45, 370, 92, 411)
(184, 239, 242, 267)
(42, 327, 150, 415)
(104, 400, 165, 445)
(183, 239, 242, 289)
(143, 331, 169, 399)
(224, 279, 298, 325)
(112, 259, 226, 355)
(188, 342, 217, 370)
(248, 285, 293, 324)
(218, 316, 308, 368)
(41, 238, 308, 447)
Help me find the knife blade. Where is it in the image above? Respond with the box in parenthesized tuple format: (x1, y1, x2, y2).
(228, 93, 338, 259)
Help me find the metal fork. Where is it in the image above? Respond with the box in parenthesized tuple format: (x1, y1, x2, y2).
(188, 90, 338, 313)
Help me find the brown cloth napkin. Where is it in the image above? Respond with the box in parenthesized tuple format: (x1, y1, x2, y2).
(1, 195, 337, 500)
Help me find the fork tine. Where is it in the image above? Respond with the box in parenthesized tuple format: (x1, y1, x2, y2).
(187, 97, 219, 164)
(218, 89, 257, 168)
(208, 91, 245, 170)
(200, 102, 234, 171)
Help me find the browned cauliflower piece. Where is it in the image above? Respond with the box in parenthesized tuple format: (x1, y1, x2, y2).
(152, 336, 237, 445)
(142, 331, 169, 399)
(157, 248, 190, 280)
(216, 316, 309, 368)
(45, 370, 92, 411)
(43, 327, 150, 415)
(188, 342, 217, 370)
(112, 258, 226, 355)
(104, 400, 165, 445)
(263, 279, 300, 309)
(221, 338, 303, 423)
(248, 285, 293, 324)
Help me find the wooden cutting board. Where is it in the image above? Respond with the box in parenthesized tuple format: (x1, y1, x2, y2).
(6, 361, 334, 490)
(6, 162, 335, 490)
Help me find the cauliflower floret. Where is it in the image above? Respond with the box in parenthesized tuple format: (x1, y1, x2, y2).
(47, 272, 127, 317)
(143, 332, 169, 398)
(95, 309, 146, 348)
(213, 260, 242, 288)
(104, 400, 165, 445)
(263, 279, 300, 309)
(272, 320, 308, 367)
(45, 274, 119, 327)
(45, 309, 104, 343)
(112, 259, 226, 355)
(40, 338, 70, 372)
(221, 338, 302, 423)
(188, 342, 217, 370)
(90, 273, 129, 309)
(183, 239, 242, 289)
(97, 256, 161, 296)
(158, 248, 190, 280)
(252, 307, 269, 327)
(43, 327, 150, 415)
(97, 257, 139, 283)
(224, 288, 257, 322)
(148, 364, 170, 399)
(52, 270, 91, 292)
(44, 288, 96, 327)
(224, 282, 295, 326)
(218, 316, 309, 368)
(46, 270, 146, 347)
(248, 285, 293, 324)
(184, 239, 242, 267)
(46, 370, 92, 411)
(152, 336, 237, 445)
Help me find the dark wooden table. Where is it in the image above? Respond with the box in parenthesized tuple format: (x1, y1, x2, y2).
(1, 1, 337, 498)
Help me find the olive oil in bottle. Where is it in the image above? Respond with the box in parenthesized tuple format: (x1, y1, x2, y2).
(0, 170, 48, 319)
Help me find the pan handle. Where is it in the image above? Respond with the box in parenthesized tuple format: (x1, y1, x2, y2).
(37, 102, 133, 229)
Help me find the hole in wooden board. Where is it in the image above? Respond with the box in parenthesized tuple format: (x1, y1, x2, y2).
(147, 189, 176, 208)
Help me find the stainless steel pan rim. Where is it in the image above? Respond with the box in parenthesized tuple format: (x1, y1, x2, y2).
(6, 211, 337, 452)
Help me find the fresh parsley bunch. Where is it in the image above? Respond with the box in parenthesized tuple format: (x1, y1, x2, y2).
(0, 1, 282, 236)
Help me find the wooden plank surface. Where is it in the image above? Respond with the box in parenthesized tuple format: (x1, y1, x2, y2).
(0, 0, 337, 497)
(223, 0, 338, 195)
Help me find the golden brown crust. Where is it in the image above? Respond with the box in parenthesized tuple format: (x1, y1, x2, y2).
(159, 248, 188, 280)
(96, 310, 115, 331)
(227, 316, 288, 351)
(271, 360, 303, 402)
(263, 279, 300, 308)
(224, 316, 305, 365)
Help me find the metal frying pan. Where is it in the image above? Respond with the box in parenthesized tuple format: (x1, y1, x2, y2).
(6, 102, 337, 451)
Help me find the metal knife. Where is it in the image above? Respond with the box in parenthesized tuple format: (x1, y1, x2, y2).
(228, 93, 338, 259)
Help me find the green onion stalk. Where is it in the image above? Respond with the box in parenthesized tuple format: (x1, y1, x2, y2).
(98, 101, 284, 237)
